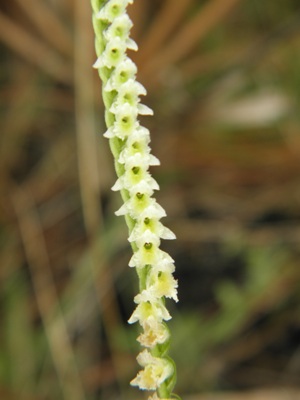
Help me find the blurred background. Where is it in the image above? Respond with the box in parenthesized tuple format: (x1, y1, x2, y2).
(1, 0, 300, 399)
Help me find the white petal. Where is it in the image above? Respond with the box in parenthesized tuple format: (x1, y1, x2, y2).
(122, 152, 148, 169)
(134, 290, 157, 304)
(104, 79, 114, 92)
(111, 178, 123, 191)
(115, 202, 129, 216)
(136, 349, 155, 366)
(93, 57, 103, 69)
(128, 219, 175, 244)
(138, 104, 154, 115)
(127, 178, 159, 196)
(149, 155, 160, 166)
(126, 38, 138, 51)
(159, 226, 176, 240)
(139, 201, 167, 219)
(103, 127, 115, 138)
(134, 81, 147, 96)
(135, 229, 161, 247)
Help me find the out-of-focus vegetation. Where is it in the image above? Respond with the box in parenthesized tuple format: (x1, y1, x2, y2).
(1, 1, 300, 399)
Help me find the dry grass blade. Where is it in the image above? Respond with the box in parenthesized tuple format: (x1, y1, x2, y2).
(141, 0, 242, 81)
(12, 186, 87, 400)
(14, 0, 73, 58)
(74, 0, 101, 237)
(0, 69, 37, 186)
(0, 11, 72, 84)
(137, 0, 194, 63)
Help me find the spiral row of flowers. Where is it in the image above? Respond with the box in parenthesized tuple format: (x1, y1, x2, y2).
(91, 0, 178, 398)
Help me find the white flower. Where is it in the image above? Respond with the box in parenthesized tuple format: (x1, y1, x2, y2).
(130, 350, 173, 390)
(114, 79, 146, 102)
(129, 246, 174, 271)
(134, 272, 178, 303)
(109, 79, 153, 115)
(116, 195, 166, 219)
(112, 171, 159, 196)
(96, 0, 133, 22)
(128, 301, 171, 325)
(104, 57, 137, 91)
(104, 15, 138, 51)
(104, 14, 133, 41)
(146, 270, 178, 302)
(93, 36, 127, 69)
(129, 243, 161, 268)
(128, 217, 175, 243)
(137, 317, 170, 348)
(115, 193, 150, 217)
(120, 151, 159, 170)
(118, 128, 160, 167)
(104, 103, 138, 139)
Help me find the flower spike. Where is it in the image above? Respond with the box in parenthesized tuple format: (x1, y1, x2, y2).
(91, 1, 179, 398)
